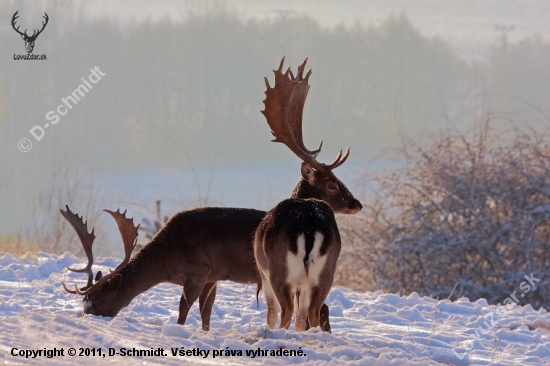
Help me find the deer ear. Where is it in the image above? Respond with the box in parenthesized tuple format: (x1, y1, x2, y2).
(301, 162, 318, 184)
(20, 34, 25, 40)
(95, 271, 103, 282)
(107, 274, 122, 290)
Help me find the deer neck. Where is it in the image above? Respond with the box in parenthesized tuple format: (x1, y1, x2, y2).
(113, 242, 168, 307)
(290, 178, 317, 200)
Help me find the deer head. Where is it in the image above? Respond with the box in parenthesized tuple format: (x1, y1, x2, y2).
(262, 57, 362, 214)
(61, 206, 139, 317)
(12, 11, 49, 54)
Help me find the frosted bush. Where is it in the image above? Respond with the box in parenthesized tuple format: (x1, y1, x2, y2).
(337, 119, 550, 310)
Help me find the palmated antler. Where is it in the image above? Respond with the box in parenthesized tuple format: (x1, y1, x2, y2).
(61, 207, 139, 296)
(60, 205, 96, 293)
(103, 209, 139, 273)
(261, 57, 349, 173)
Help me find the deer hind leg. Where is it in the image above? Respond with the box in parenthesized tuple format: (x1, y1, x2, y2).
(265, 270, 293, 329)
(261, 272, 279, 330)
(307, 285, 328, 330)
(276, 283, 293, 330)
(295, 287, 311, 332)
(198, 282, 217, 331)
(177, 269, 210, 326)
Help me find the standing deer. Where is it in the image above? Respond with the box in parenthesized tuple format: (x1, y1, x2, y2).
(61, 205, 330, 331)
(254, 57, 362, 331)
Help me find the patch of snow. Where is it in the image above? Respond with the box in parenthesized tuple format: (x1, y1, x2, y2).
(0, 252, 549, 365)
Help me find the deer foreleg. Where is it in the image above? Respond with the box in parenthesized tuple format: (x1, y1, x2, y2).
(319, 303, 331, 333)
(198, 282, 217, 331)
(177, 269, 210, 326)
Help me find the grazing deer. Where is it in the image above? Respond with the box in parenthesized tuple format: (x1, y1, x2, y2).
(61, 205, 330, 331)
(254, 57, 362, 331)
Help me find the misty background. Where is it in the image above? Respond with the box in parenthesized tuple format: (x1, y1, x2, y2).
(0, 0, 549, 257)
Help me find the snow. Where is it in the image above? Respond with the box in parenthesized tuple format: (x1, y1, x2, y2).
(0, 252, 549, 365)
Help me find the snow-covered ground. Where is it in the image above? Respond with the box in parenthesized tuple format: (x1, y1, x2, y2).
(0, 252, 549, 365)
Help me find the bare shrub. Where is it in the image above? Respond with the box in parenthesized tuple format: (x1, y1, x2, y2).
(337, 118, 550, 310)
(26, 159, 112, 256)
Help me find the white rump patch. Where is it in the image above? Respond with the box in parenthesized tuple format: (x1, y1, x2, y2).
(286, 232, 327, 293)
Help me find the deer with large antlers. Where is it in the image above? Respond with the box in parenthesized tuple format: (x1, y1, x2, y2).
(254, 57, 362, 331)
(11, 11, 49, 54)
(62, 204, 331, 331)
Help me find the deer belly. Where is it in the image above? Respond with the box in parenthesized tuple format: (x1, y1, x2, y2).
(285, 232, 326, 291)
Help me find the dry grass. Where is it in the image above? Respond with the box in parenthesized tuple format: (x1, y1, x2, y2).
(0, 233, 38, 256)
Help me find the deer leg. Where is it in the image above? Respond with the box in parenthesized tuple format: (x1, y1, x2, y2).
(198, 282, 217, 332)
(177, 271, 209, 326)
(305, 303, 329, 331)
(295, 287, 311, 332)
(274, 283, 293, 330)
(304, 294, 311, 330)
(307, 286, 324, 330)
(320, 303, 331, 333)
(262, 273, 279, 330)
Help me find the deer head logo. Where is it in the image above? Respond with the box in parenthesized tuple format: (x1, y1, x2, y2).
(12, 11, 49, 54)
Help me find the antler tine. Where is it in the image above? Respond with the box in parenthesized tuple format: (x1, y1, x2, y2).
(60, 205, 95, 289)
(277, 56, 285, 72)
(322, 147, 351, 171)
(36, 13, 49, 36)
(11, 11, 26, 36)
(62, 282, 77, 294)
(262, 57, 350, 173)
(104, 209, 139, 273)
(296, 57, 308, 79)
(11, 11, 18, 26)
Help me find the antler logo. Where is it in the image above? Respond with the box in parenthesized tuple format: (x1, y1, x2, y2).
(11, 10, 49, 54)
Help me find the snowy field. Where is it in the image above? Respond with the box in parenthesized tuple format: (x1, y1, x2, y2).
(0, 252, 549, 365)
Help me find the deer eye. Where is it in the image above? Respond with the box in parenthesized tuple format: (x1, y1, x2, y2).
(327, 183, 338, 191)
